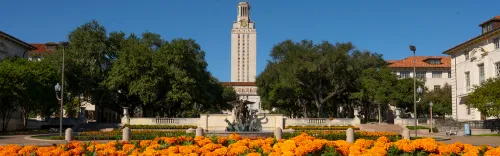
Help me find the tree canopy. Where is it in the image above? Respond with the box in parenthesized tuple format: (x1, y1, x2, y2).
(467, 78, 500, 118)
(0, 57, 58, 131)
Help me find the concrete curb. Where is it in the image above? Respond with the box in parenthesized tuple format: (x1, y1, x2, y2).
(23, 135, 68, 142)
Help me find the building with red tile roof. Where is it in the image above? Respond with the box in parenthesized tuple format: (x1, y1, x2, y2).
(28, 42, 58, 61)
(387, 56, 452, 91)
(443, 15, 500, 121)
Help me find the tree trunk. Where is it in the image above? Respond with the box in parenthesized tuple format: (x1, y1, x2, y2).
(21, 107, 29, 130)
(378, 103, 382, 124)
(0, 108, 15, 132)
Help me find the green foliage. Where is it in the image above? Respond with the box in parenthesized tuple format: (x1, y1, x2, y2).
(38, 20, 230, 119)
(421, 83, 452, 117)
(467, 78, 500, 118)
(256, 40, 386, 118)
(353, 67, 398, 123)
(0, 57, 58, 130)
(391, 78, 426, 114)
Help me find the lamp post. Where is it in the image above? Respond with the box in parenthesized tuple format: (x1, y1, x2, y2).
(56, 42, 68, 136)
(415, 86, 423, 136)
(54, 83, 62, 136)
(429, 101, 433, 134)
(410, 45, 417, 137)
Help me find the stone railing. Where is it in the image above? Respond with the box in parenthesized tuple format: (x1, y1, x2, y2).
(285, 118, 360, 126)
(127, 118, 199, 125)
(394, 118, 433, 126)
(121, 107, 361, 131)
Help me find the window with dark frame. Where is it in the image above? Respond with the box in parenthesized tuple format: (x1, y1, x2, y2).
(479, 64, 485, 83)
(496, 62, 500, 77)
(494, 37, 500, 50)
(432, 71, 442, 78)
(399, 71, 410, 78)
(416, 71, 426, 78)
(465, 72, 471, 90)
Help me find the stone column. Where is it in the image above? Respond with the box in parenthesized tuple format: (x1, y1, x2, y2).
(65, 128, 73, 142)
(196, 127, 204, 137)
(274, 127, 282, 140)
(122, 127, 131, 142)
(346, 128, 354, 143)
(402, 128, 410, 139)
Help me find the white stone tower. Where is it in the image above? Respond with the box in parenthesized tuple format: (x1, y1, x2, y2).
(231, 2, 257, 82)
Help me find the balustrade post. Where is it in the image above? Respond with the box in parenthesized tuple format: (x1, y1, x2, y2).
(65, 128, 73, 142)
(196, 127, 204, 137)
(274, 127, 282, 140)
(346, 128, 354, 143)
(123, 127, 131, 142)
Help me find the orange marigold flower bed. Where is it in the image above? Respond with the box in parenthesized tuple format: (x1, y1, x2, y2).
(0, 133, 497, 155)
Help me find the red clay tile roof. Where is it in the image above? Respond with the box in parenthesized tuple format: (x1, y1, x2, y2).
(221, 82, 256, 86)
(29, 43, 56, 53)
(386, 60, 398, 64)
(387, 56, 451, 68)
(479, 15, 500, 26)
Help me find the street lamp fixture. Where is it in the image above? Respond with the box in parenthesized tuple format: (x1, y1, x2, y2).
(429, 101, 433, 133)
(54, 83, 62, 136)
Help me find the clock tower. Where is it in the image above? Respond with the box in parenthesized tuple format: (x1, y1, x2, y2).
(231, 2, 257, 82)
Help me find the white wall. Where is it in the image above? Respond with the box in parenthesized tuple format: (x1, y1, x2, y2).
(450, 33, 500, 121)
(393, 69, 452, 90)
(0, 38, 28, 59)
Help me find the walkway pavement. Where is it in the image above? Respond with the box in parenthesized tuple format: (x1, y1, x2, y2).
(411, 133, 500, 146)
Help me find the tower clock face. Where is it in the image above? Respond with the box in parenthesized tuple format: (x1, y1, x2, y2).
(240, 19, 248, 27)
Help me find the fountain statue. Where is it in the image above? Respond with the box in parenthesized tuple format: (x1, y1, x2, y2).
(225, 99, 267, 132)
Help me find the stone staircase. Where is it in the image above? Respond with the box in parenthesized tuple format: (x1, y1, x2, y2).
(359, 124, 403, 134)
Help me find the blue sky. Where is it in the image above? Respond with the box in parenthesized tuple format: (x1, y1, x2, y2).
(1, 0, 499, 82)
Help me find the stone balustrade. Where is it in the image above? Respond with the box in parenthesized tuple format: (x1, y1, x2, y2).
(121, 107, 362, 130)
(285, 118, 360, 126)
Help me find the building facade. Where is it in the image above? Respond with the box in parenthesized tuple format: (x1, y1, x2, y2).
(0, 30, 36, 131)
(0, 30, 36, 60)
(387, 56, 452, 91)
(231, 2, 257, 82)
(443, 16, 500, 121)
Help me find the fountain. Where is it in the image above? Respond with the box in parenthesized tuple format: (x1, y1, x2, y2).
(224, 99, 267, 132)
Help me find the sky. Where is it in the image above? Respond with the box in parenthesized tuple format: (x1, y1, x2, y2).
(1, 0, 499, 82)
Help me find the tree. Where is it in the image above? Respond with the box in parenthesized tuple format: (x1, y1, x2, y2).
(353, 67, 398, 123)
(0, 57, 58, 130)
(420, 83, 452, 117)
(467, 78, 500, 118)
(391, 78, 427, 116)
(257, 40, 386, 118)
